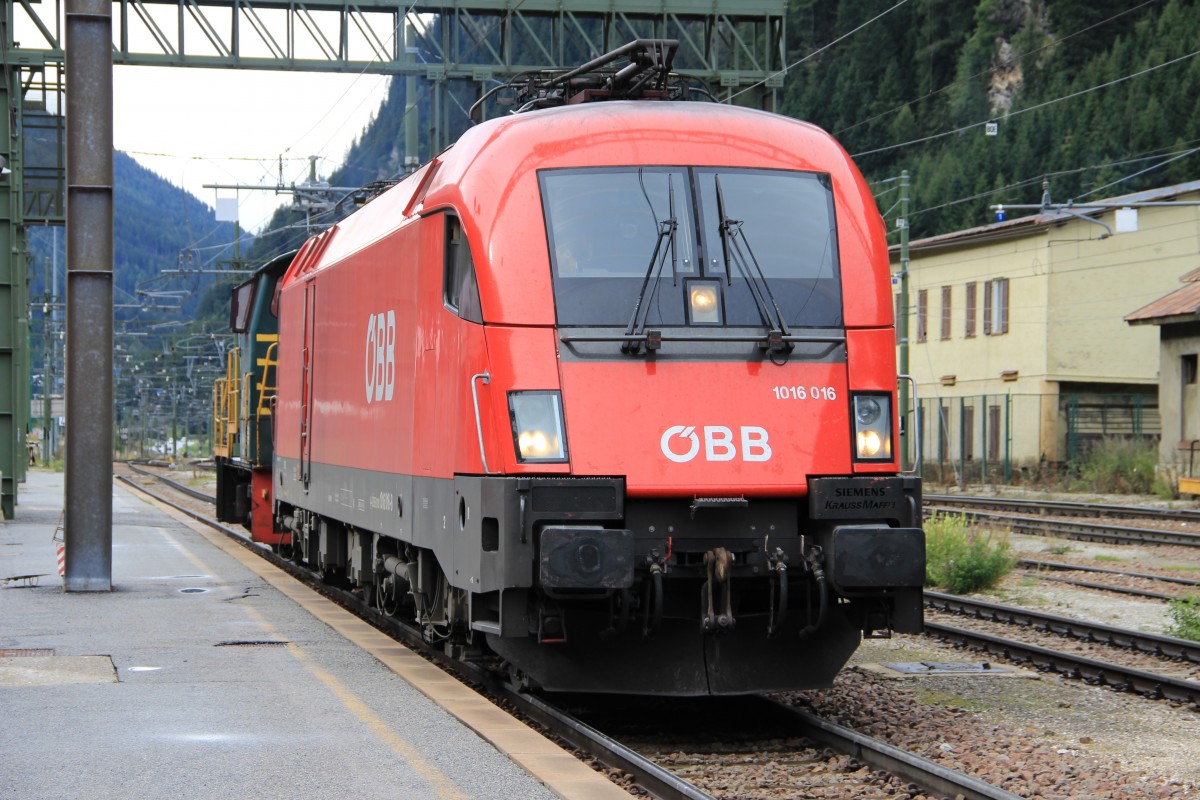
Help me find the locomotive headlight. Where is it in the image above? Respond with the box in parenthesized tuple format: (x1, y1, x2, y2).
(852, 393, 893, 461)
(855, 397, 882, 426)
(509, 391, 569, 463)
(857, 430, 883, 457)
(686, 279, 722, 325)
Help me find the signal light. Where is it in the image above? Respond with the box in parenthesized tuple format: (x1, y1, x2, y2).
(686, 279, 722, 325)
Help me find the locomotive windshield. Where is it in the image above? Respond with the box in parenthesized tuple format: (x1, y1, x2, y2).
(541, 167, 842, 329)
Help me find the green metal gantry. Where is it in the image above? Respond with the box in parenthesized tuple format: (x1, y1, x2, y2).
(1, 0, 785, 518)
(0, 63, 27, 519)
(0, 31, 64, 518)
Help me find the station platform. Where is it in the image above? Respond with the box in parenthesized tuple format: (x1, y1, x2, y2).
(0, 470, 627, 800)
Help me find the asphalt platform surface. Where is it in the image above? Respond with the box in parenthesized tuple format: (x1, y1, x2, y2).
(0, 469, 564, 800)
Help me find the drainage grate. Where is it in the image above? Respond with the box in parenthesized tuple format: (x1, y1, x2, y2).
(0, 649, 56, 657)
(215, 640, 289, 648)
(881, 661, 1010, 675)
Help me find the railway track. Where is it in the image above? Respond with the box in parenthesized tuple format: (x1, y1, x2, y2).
(118, 468, 1020, 800)
(927, 504, 1200, 547)
(925, 590, 1200, 663)
(926, 493, 1200, 525)
(925, 590, 1200, 706)
(124, 462, 215, 503)
(1018, 558, 1198, 601)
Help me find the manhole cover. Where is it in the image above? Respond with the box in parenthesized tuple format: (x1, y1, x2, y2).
(881, 661, 1010, 675)
(179, 588, 209, 594)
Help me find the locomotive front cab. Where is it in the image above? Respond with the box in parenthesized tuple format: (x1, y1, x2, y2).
(478, 156, 925, 695)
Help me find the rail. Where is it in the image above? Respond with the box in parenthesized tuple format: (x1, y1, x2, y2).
(924, 620, 1200, 706)
(124, 462, 216, 505)
(927, 505, 1200, 548)
(926, 493, 1200, 524)
(925, 589, 1200, 664)
(759, 698, 1023, 800)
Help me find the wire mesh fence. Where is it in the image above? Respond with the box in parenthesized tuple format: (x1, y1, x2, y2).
(910, 391, 1159, 485)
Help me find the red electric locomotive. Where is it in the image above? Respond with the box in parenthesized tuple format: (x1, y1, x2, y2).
(263, 41, 923, 695)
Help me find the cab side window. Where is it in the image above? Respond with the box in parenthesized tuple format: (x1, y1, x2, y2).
(444, 215, 483, 323)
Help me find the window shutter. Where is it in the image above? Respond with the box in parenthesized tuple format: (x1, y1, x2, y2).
(965, 282, 976, 338)
(941, 286, 952, 340)
(999, 278, 1010, 334)
(983, 280, 993, 335)
(917, 289, 928, 343)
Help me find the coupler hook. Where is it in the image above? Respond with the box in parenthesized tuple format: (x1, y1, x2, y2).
(702, 547, 735, 633)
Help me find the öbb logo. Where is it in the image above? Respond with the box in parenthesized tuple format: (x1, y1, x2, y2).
(660, 426, 772, 463)
(365, 311, 396, 404)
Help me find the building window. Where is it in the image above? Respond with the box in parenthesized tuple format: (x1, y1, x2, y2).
(983, 277, 1009, 335)
(1184, 354, 1198, 385)
(965, 282, 977, 338)
(940, 286, 952, 340)
(917, 289, 928, 343)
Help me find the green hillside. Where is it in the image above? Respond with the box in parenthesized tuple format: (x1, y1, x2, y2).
(233, 0, 1200, 274)
(27, 151, 245, 313)
(782, 0, 1199, 236)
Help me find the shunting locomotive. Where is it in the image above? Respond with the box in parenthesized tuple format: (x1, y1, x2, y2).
(217, 40, 924, 695)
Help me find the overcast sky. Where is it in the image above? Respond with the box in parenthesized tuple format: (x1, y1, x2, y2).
(114, 66, 390, 237)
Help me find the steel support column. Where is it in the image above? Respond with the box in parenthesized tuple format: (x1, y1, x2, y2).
(63, 0, 113, 591)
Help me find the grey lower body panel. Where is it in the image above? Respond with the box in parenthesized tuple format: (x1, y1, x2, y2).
(487, 604, 862, 695)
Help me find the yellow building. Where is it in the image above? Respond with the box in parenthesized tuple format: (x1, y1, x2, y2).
(891, 180, 1200, 482)
(1125, 269, 1200, 489)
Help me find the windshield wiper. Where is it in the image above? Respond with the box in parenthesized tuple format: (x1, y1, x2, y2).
(623, 173, 677, 354)
(714, 174, 793, 355)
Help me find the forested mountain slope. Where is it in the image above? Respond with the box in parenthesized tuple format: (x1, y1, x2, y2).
(250, 0, 1199, 256)
(782, 0, 1198, 236)
(27, 151, 243, 313)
